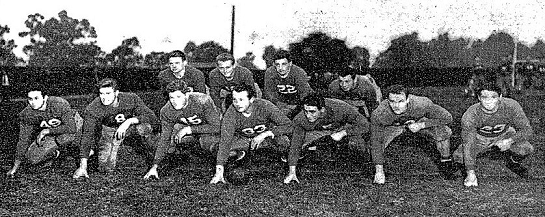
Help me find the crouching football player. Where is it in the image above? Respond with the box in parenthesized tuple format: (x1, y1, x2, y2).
(73, 78, 158, 178)
(144, 80, 221, 179)
(284, 93, 370, 184)
(210, 84, 293, 184)
(371, 84, 454, 184)
(453, 76, 534, 187)
(6, 84, 82, 177)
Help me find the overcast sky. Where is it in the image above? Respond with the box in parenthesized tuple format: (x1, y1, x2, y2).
(1, 0, 544, 68)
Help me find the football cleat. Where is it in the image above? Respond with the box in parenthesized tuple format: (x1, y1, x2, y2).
(505, 155, 529, 179)
(464, 172, 478, 187)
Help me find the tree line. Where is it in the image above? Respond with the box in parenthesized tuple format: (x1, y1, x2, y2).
(2, 10, 545, 73)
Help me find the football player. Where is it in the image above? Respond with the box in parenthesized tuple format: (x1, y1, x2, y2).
(73, 78, 158, 178)
(263, 50, 313, 119)
(208, 53, 261, 113)
(328, 67, 380, 118)
(157, 50, 207, 94)
(453, 74, 534, 187)
(144, 80, 221, 179)
(6, 84, 82, 177)
(371, 84, 454, 184)
(284, 93, 370, 184)
(210, 84, 292, 184)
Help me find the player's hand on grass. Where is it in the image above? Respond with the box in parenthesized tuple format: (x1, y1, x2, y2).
(175, 127, 192, 144)
(73, 167, 89, 179)
(210, 165, 226, 184)
(283, 173, 299, 184)
(6, 168, 16, 178)
(144, 165, 159, 180)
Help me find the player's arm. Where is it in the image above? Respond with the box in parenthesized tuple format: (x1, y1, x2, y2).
(211, 108, 237, 184)
(421, 100, 453, 128)
(7, 122, 34, 176)
(190, 96, 221, 135)
(144, 118, 174, 180)
(131, 94, 156, 125)
(284, 117, 305, 184)
(193, 69, 208, 94)
(361, 80, 378, 111)
(48, 99, 77, 135)
(263, 69, 280, 104)
(266, 100, 293, 137)
(208, 71, 224, 110)
(340, 105, 370, 138)
(294, 68, 313, 100)
(509, 101, 534, 143)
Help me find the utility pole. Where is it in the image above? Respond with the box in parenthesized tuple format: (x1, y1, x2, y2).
(230, 5, 235, 55)
(511, 39, 517, 88)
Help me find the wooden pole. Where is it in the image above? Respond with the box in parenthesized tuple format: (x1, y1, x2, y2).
(230, 5, 235, 55)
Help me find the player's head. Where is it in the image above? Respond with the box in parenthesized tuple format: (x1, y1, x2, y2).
(475, 72, 503, 114)
(301, 92, 326, 123)
(337, 67, 358, 92)
(386, 84, 410, 115)
(26, 83, 47, 110)
(216, 53, 236, 79)
(168, 50, 187, 73)
(166, 80, 192, 110)
(231, 84, 256, 113)
(97, 78, 119, 106)
(273, 50, 292, 77)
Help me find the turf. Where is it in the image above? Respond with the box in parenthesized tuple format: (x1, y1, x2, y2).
(1, 87, 544, 216)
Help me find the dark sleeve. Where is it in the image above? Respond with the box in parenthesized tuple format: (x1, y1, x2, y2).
(362, 80, 378, 111)
(421, 100, 453, 127)
(288, 115, 306, 166)
(132, 94, 157, 125)
(153, 117, 174, 165)
(342, 105, 370, 136)
(191, 95, 221, 134)
(208, 70, 223, 109)
(15, 122, 34, 161)
(216, 107, 238, 166)
(263, 68, 279, 104)
(295, 68, 313, 100)
(510, 101, 533, 143)
(192, 69, 208, 94)
(460, 108, 477, 147)
(79, 107, 100, 159)
(48, 99, 77, 135)
(265, 100, 293, 136)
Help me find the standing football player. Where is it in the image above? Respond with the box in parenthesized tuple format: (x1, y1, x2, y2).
(263, 50, 313, 119)
(208, 53, 260, 113)
(210, 84, 292, 184)
(7, 84, 82, 177)
(453, 74, 534, 187)
(371, 84, 454, 184)
(73, 78, 158, 178)
(144, 80, 221, 179)
(284, 93, 370, 184)
(328, 67, 380, 118)
(157, 50, 207, 94)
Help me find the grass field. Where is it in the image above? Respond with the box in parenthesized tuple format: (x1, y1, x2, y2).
(1, 87, 544, 216)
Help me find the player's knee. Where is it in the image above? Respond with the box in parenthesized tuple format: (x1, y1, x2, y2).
(136, 123, 153, 136)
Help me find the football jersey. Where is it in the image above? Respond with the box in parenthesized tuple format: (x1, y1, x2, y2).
(79, 92, 157, 159)
(216, 98, 292, 165)
(157, 65, 207, 94)
(461, 98, 533, 143)
(16, 96, 77, 160)
(208, 66, 255, 109)
(328, 75, 378, 110)
(153, 92, 221, 164)
(371, 95, 452, 128)
(263, 64, 312, 105)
